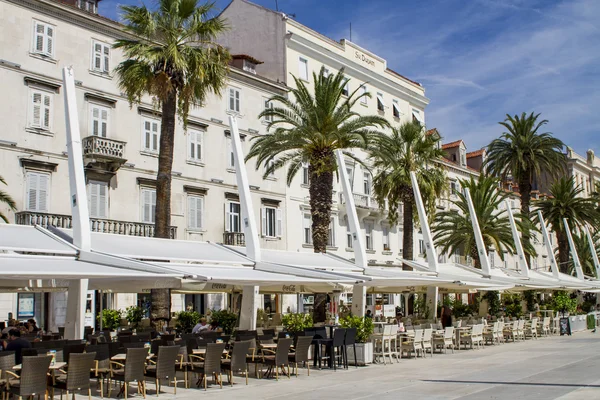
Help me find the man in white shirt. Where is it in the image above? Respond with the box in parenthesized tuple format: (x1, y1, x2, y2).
(192, 318, 209, 334)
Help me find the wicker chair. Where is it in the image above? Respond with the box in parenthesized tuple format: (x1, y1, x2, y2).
(144, 345, 180, 396)
(109, 348, 147, 399)
(344, 328, 357, 368)
(86, 344, 110, 398)
(289, 336, 312, 377)
(51, 352, 96, 400)
(189, 342, 226, 390)
(0, 351, 15, 396)
(260, 338, 292, 380)
(221, 340, 251, 386)
(63, 343, 86, 366)
(5, 355, 52, 400)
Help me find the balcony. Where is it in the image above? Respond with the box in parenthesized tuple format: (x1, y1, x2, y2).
(82, 136, 127, 172)
(339, 192, 381, 210)
(223, 232, 245, 246)
(15, 211, 177, 239)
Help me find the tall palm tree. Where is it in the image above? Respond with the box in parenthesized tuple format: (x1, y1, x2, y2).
(432, 175, 535, 269)
(485, 112, 565, 264)
(248, 67, 388, 252)
(536, 178, 599, 273)
(115, 0, 230, 326)
(0, 175, 16, 223)
(369, 121, 445, 265)
(571, 231, 599, 277)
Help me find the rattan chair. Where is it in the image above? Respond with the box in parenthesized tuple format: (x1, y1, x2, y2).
(0, 351, 15, 398)
(190, 342, 226, 390)
(221, 340, 251, 386)
(5, 355, 52, 400)
(109, 347, 147, 399)
(51, 352, 96, 400)
(260, 338, 292, 380)
(344, 328, 357, 368)
(144, 345, 180, 396)
(289, 335, 312, 377)
(86, 344, 110, 398)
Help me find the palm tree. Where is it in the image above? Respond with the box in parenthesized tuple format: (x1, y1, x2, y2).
(248, 67, 388, 252)
(432, 175, 535, 269)
(536, 178, 599, 273)
(485, 112, 565, 264)
(114, 0, 230, 326)
(369, 121, 445, 265)
(571, 231, 599, 277)
(0, 175, 16, 223)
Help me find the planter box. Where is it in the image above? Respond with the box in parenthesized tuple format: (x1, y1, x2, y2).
(346, 342, 373, 366)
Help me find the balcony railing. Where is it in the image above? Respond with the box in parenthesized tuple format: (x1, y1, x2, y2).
(15, 211, 177, 239)
(223, 232, 245, 246)
(339, 192, 380, 209)
(82, 136, 127, 171)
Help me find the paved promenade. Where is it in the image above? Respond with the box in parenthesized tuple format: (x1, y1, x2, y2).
(89, 332, 600, 400)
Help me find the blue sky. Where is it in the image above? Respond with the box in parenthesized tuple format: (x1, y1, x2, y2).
(99, 0, 600, 155)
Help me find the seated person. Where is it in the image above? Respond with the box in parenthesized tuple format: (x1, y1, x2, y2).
(4, 329, 32, 364)
(192, 318, 210, 334)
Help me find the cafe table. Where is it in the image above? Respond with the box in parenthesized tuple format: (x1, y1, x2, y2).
(14, 361, 67, 384)
(454, 326, 471, 350)
(111, 353, 154, 361)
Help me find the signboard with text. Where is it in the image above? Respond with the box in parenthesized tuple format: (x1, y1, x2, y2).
(17, 293, 35, 319)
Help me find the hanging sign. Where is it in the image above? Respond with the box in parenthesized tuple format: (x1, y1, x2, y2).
(17, 293, 35, 318)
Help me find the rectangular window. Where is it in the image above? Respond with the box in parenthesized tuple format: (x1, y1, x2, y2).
(25, 171, 49, 212)
(29, 89, 52, 130)
(345, 216, 353, 249)
(360, 85, 368, 105)
(450, 181, 457, 195)
(88, 180, 108, 218)
(365, 220, 374, 250)
(89, 104, 109, 137)
(142, 118, 160, 153)
(263, 98, 273, 123)
(342, 78, 349, 96)
(376, 93, 385, 112)
(419, 239, 425, 255)
(32, 21, 54, 57)
(298, 58, 308, 81)
(363, 172, 372, 195)
(382, 225, 390, 251)
(302, 163, 309, 185)
(187, 195, 204, 230)
(327, 217, 336, 247)
(79, 0, 96, 12)
(188, 129, 203, 162)
(261, 206, 282, 238)
(265, 159, 276, 178)
(303, 213, 312, 245)
(227, 137, 235, 168)
(91, 41, 110, 73)
(225, 201, 242, 233)
(412, 109, 422, 125)
(392, 100, 401, 118)
(228, 88, 241, 113)
(346, 167, 354, 186)
(141, 188, 156, 223)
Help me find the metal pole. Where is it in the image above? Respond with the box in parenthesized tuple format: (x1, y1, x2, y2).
(505, 200, 529, 277)
(463, 188, 491, 276)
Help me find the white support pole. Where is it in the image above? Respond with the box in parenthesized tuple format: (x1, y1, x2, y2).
(336, 150, 368, 317)
(239, 285, 260, 330)
(426, 286, 439, 319)
(463, 188, 491, 276)
(563, 219, 585, 280)
(504, 200, 529, 277)
(228, 116, 261, 263)
(584, 225, 600, 279)
(537, 211, 560, 279)
(62, 67, 91, 340)
(409, 172, 439, 272)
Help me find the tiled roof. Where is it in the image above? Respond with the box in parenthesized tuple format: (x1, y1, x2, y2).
(466, 149, 485, 158)
(232, 54, 264, 64)
(441, 140, 463, 150)
(426, 128, 439, 136)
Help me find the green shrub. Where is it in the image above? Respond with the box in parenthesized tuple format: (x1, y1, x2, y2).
(175, 311, 201, 332)
(98, 309, 122, 331)
(339, 315, 374, 343)
(281, 313, 313, 334)
(452, 298, 471, 318)
(503, 293, 523, 318)
(523, 290, 536, 312)
(209, 309, 238, 334)
(551, 291, 577, 315)
(483, 291, 501, 316)
(125, 306, 145, 329)
(587, 314, 596, 330)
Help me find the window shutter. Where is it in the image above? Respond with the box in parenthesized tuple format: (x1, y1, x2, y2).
(42, 94, 51, 129)
(188, 196, 197, 228)
(46, 26, 53, 55)
(38, 173, 48, 212)
(229, 89, 234, 111)
(152, 122, 158, 151)
(26, 173, 38, 211)
(98, 182, 107, 218)
(91, 107, 99, 136)
(32, 92, 41, 127)
(197, 197, 203, 229)
(189, 131, 195, 159)
(100, 108, 108, 137)
(225, 202, 231, 232)
(35, 23, 44, 52)
(276, 208, 283, 237)
(261, 207, 266, 236)
(89, 182, 99, 217)
(94, 43, 102, 69)
(144, 120, 150, 150)
(235, 90, 240, 112)
(103, 45, 110, 72)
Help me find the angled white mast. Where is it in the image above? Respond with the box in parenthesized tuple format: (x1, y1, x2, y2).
(409, 171, 439, 272)
(464, 188, 491, 276)
(504, 199, 529, 277)
(537, 211, 560, 279)
(563, 218, 585, 280)
(584, 225, 600, 278)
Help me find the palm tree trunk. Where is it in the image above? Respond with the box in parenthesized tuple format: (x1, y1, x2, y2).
(470, 245, 481, 269)
(151, 90, 177, 328)
(519, 178, 533, 266)
(557, 231, 570, 274)
(308, 157, 334, 253)
(402, 200, 414, 270)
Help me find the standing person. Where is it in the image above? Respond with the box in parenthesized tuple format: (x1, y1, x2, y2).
(3, 330, 31, 364)
(441, 306, 453, 328)
(365, 310, 373, 319)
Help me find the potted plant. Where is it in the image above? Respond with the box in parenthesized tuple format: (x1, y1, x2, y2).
(125, 306, 145, 330)
(281, 313, 313, 335)
(209, 309, 238, 335)
(339, 315, 374, 365)
(175, 310, 201, 333)
(98, 309, 122, 331)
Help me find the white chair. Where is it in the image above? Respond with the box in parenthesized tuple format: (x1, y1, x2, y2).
(372, 324, 398, 365)
(401, 329, 423, 359)
(517, 320, 525, 340)
(459, 325, 481, 350)
(525, 318, 538, 339)
(541, 317, 551, 337)
(483, 322, 499, 345)
(496, 321, 505, 344)
(504, 320, 518, 342)
(433, 326, 454, 353)
(421, 328, 434, 358)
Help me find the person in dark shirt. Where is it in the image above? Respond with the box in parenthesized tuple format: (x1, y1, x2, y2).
(4, 329, 31, 364)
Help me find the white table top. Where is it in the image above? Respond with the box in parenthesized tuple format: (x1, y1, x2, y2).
(111, 353, 153, 361)
(14, 361, 66, 370)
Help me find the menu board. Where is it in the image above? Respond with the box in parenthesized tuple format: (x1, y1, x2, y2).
(17, 293, 35, 318)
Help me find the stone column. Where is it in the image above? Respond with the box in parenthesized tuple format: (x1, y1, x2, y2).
(64, 279, 88, 340)
(239, 285, 260, 330)
(352, 285, 366, 317)
(426, 286, 439, 320)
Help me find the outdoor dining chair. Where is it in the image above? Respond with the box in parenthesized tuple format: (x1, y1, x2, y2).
(541, 317, 551, 337)
(344, 328, 358, 368)
(289, 335, 312, 377)
(483, 322, 500, 345)
(221, 340, 251, 385)
(422, 328, 434, 358)
(504, 320, 519, 342)
(51, 351, 96, 400)
(331, 328, 347, 370)
(525, 318, 539, 339)
(108, 347, 147, 399)
(86, 344, 111, 398)
(517, 320, 526, 341)
(0, 351, 15, 396)
(433, 326, 454, 353)
(259, 338, 292, 380)
(190, 342, 226, 390)
(5, 355, 52, 400)
(144, 345, 180, 396)
(401, 329, 423, 358)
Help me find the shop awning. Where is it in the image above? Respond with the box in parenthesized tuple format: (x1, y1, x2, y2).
(0, 225, 77, 255)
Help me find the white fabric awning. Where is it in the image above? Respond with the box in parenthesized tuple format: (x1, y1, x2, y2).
(0, 225, 77, 255)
